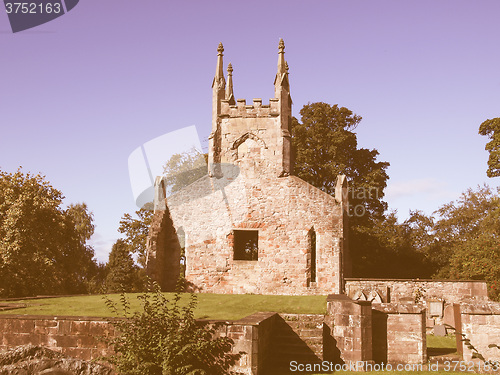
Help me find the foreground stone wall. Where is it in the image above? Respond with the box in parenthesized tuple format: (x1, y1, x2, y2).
(0, 313, 278, 375)
(345, 278, 488, 304)
(461, 302, 500, 362)
(326, 294, 372, 367)
(0, 302, 431, 373)
(0, 315, 115, 361)
(372, 304, 426, 365)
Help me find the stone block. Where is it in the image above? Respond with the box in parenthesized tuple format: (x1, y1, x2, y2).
(434, 324, 447, 336)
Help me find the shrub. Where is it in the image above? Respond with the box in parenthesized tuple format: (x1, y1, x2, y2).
(102, 280, 241, 375)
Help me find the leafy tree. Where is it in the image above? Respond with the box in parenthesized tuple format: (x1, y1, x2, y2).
(118, 149, 207, 272)
(292, 102, 389, 222)
(163, 148, 208, 194)
(431, 185, 500, 299)
(118, 204, 153, 268)
(106, 239, 141, 293)
(0, 168, 99, 297)
(291, 102, 390, 276)
(62, 203, 101, 293)
(479, 117, 500, 177)
(102, 281, 241, 375)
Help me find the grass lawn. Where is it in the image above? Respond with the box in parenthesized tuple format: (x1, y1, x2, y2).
(427, 334, 458, 357)
(316, 373, 465, 375)
(0, 293, 327, 320)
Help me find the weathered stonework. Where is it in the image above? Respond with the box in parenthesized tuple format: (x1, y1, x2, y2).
(345, 278, 488, 304)
(372, 304, 427, 365)
(460, 301, 500, 363)
(146, 40, 349, 295)
(345, 278, 488, 329)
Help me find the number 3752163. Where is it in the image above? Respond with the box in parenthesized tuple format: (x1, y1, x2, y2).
(5, 2, 62, 14)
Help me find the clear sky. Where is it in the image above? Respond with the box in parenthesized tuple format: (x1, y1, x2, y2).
(1, 0, 499, 263)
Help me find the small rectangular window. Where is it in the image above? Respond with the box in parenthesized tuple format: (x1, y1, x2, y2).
(233, 230, 258, 261)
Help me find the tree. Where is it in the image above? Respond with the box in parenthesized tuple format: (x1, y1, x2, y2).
(105, 239, 141, 293)
(163, 148, 208, 194)
(291, 102, 390, 276)
(118, 204, 154, 268)
(0, 168, 99, 297)
(430, 186, 500, 299)
(292, 102, 389, 223)
(62, 203, 102, 293)
(118, 149, 207, 270)
(479, 117, 500, 177)
(103, 281, 241, 375)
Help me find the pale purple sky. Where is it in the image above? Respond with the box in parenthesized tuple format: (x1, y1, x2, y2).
(1, 1, 500, 262)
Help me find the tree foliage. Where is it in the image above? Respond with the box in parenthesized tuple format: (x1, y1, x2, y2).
(479, 117, 500, 178)
(106, 239, 142, 293)
(163, 148, 208, 194)
(118, 204, 153, 268)
(103, 281, 241, 375)
(0, 168, 99, 297)
(292, 102, 389, 223)
(431, 185, 500, 299)
(291, 102, 390, 276)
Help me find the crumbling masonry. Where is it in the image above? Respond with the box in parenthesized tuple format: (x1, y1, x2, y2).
(145, 40, 351, 295)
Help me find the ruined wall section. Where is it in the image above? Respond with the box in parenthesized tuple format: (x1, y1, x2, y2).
(372, 304, 427, 365)
(146, 206, 181, 291)
(345, 278, 488, 304)
(461, 302, 500, 363)
(218, 97, 290, 178)
(165, 171, 344, 295)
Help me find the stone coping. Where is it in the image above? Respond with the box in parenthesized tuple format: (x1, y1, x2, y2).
(460, 302, 500, 315)
(326, 294, 371, 305)
(372, 303, 426, 314)
(0, 294, 93, 302)
(0, 311, 279, 325)
(345, 278, 486, 283)
(0, 314, 123, 321)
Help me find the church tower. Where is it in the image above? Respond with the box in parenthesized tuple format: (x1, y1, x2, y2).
(208, 39, 293, 179)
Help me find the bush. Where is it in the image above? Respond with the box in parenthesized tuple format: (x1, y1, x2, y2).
(102, 281, 241, 375)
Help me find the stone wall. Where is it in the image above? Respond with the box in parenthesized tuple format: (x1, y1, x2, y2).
(146, 41, 349, 296)
(461, 302, 500, 362)
(345, 278, 488, 304)
(372, 304, 426, 365)
(326, 294, 372, 367)
(148, 173, 346, 296)
(223, 312, 278, 374)
(0, 315, 115, 361)
(0, 313, 278, 375)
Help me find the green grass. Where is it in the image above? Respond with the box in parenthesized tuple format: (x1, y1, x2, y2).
(315, 372, 465, 375)
(427, 334, 458, 357)
(0, 293, 327, 320)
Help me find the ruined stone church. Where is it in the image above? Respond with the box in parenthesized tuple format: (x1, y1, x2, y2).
(146, 40, 350, 295)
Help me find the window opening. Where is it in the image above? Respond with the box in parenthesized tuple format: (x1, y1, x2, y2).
(233, 230, 258, 261)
